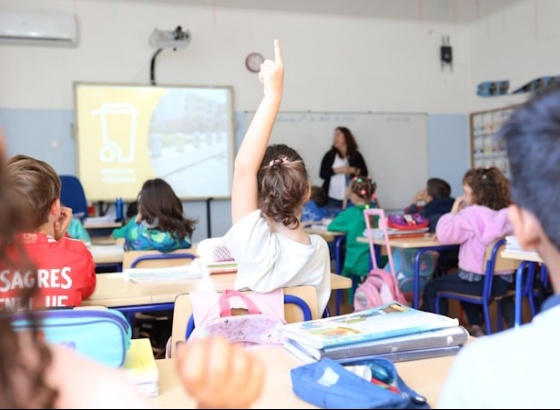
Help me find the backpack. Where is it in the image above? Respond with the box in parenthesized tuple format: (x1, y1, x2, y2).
(386, 248, 439, 295)
(10, 307, 132, 367)
(354, 268, 409, 312)
(189, 288, 286, 346)
(354, 209, 409, 312)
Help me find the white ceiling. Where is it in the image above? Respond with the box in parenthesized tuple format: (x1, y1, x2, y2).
(89, 0, 524, 23)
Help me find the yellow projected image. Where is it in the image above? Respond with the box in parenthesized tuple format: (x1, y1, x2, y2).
(74, 83, 234, 202)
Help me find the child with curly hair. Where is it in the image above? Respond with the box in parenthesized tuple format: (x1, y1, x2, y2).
(422, 166, 514, 337)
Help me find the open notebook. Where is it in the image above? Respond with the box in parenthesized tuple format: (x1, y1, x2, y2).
(124, 264, 204, 283)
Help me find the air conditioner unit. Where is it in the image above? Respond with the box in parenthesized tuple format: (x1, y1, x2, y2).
(0, 10, 78, 47)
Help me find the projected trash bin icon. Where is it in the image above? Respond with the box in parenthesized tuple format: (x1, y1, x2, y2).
(92, 103, 137, 163)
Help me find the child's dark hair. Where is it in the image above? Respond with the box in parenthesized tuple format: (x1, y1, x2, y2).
(349, 176, 376, 203)
(310, 186, 328, 208)
(499, 83, 560, 250)
(426, 178, 451, 200)
(258, 144, 309, 229)
(126, 200, 138, 220)
(462, 167, 511, 210)
(137, 178, 197, 239)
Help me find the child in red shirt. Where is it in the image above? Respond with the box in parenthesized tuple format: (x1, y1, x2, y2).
(1, 155, 96, 309)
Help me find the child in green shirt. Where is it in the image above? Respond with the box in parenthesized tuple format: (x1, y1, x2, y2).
(328, 177, 377, 296)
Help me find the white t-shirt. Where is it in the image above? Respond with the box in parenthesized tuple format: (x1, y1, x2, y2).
(328, 154, 349, 200)
(223, 209, 332, 315)
(438, 301, 560, 408)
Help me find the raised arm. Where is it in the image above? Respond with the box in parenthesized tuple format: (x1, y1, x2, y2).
(231, 39, 284, 224)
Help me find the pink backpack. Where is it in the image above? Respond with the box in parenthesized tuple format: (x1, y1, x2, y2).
(189, 288, 286, 346)
(354, 208, 409, 312)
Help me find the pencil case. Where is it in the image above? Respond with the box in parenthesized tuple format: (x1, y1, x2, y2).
(290, 357, 430, 409)
(387, 213, 429, 231)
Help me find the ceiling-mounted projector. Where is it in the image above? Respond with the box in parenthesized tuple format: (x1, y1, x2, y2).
(149, 26, 190, 50)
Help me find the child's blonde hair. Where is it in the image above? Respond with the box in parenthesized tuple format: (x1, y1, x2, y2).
(6, 154, 61, 231)
(349, 176, 376, 204)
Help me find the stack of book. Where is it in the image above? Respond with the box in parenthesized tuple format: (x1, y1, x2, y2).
(281, 302, 469, 364)
(504, 235, 540, 257)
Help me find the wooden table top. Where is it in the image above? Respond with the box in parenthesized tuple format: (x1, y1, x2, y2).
(149, 344, 455, 408)
(83, 272, 352, 308)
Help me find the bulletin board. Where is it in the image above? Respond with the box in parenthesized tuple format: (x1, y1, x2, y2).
(470, 104, 520, 179)
(244, 111, 428, 210)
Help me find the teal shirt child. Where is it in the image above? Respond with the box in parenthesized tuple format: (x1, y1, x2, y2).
(112, 217, 136, 239)
(123, 221, 192, 252)
(67, 218, 91, 242)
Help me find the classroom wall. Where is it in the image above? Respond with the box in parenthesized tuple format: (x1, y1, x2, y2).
(0, 0, 511, 241)
(469, 0, 559, 112)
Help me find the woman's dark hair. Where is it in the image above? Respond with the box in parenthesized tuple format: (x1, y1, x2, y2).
(463, 167, 511, 210)
(0, 149, 58, 407)
(258, 144, 310, 229)
(426, 178, 451, 200)
(137, 178, 197, 240)
(332, 126, 359, 158)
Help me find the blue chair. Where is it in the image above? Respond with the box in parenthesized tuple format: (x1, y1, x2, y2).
(435, 238, 520, 334)
(59, 175, 89, 220)
(130, 252, 196, 268)
(121, 251, 198, 346)
(122, 249, 197, 270)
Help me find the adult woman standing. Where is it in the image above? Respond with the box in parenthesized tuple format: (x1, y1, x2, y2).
(319, 126, 369, 208)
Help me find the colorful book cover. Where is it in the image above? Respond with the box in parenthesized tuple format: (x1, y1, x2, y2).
(284, 325, 468, 361)
(280, 302, 459, 349)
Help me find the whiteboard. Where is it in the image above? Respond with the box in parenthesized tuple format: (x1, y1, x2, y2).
(244, 111, 428, 210)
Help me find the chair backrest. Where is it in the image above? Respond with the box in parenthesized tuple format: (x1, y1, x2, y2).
(169, 285, 319, 358)
(482, 237, 520, 298)
(122, 249, 197, 269)
(59, 175, 89, 219)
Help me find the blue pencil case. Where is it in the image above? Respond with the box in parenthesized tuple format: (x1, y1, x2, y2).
(290, 357, 430, 409)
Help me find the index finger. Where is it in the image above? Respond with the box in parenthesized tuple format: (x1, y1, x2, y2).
(274, 39, 283, 65)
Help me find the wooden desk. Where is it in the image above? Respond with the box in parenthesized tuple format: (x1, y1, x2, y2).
(501, 249, 542, 264)
(84, 219, 122, 240)
(501, 249, 546, 327)
(304, 226, 345, 243)
(91, 235, 118, 245)
(149, 345, 454, 408)
(83, 273, 352, 309)
(91, 244, 125, 265)
(84, 220, 122, 230)
(357, 235, 460, 309)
